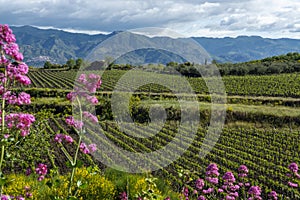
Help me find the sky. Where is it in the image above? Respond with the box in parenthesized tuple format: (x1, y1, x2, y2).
(0, 0, 299, 38)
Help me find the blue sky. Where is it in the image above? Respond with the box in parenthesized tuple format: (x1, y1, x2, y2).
(0, 0, 299, 38)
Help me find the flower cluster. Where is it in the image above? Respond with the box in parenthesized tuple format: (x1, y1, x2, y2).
(83, 111, 98, 124)
(66, 73, 101, 104)
(0, 195, 25, 200)
(2, 91, 31, 105)
(54, 133, 74, 143)
(4, 113, 35, 137)
(205, 163, 219, 185)
(0, 24, 34, 137)
(180, 163, 280, 200)
(65, 116, 84, 129)
(287, 162, 299, 188)
(119, 191, 128, 200)
(80, 142, 97, 154)
(35, 163, 48, 181)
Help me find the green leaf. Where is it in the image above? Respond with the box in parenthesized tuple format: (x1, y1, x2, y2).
(46, 180, 53, 188)
(0, 176, 7, 186)
(75, 160, 83, 168)
(66, 161, 73, 168)
(79, 183, 87, 189)
(67, 196, 78, 200)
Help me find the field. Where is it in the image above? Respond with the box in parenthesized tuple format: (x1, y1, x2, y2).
(8, 68, 297, 199)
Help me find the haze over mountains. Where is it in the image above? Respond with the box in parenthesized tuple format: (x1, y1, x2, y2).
(11, 26, 300, 67)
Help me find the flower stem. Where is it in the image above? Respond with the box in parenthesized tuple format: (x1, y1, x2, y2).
(0, 66, 7, 196)
(68, 96, 83, 197)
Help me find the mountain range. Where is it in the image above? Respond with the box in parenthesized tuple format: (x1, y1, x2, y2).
(10, 25, 300, 66)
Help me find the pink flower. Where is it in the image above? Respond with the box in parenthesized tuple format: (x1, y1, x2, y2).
(206, 163, 219, 177)
(15, 74, 31, 85)
(78, 74, 87, 84)
(0, 195, 10, 200)
(80, 142, 97, 154)
(80, 142, 90, 154)
(88, 143, 97, 153)
(83, 111, 98, 123)
(64, 135, 74, 143)
(65, 116, 84, 129)
(218, 188, 224, 193)
(54, 134, 64, 143)
(66, 91, 77, 101)
(248, 186, 261, 196)
(205, 177, 218, 184)
(268, 191, 277, 200)
(288, 181, 298, 188)
(37, 175, 45, 181)
(86, 95, 98, 105)
(223, 171, 236, 184)
(195, 178, 205, 190)
(289, 162, 298, 173)
(17, 92, 31, 105)
(202, 188, 214, 194)
(35, 163, 48, 175)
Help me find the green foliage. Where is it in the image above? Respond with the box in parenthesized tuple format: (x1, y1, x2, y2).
(3, 167, 116, 200)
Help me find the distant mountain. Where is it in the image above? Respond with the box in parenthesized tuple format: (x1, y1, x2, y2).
(115, 48, 187, 65)
(11, 25, 109, 66)
(10, 26, 300, 66)
(193, 36, 300, 63)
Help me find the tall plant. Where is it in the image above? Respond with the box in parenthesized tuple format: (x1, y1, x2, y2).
(0, 24, 35, 196)
(54, 73, 100, 199)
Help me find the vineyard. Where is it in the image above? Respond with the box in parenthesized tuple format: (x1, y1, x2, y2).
(27, 69, 300, 97)
(13, 68, 299, 198)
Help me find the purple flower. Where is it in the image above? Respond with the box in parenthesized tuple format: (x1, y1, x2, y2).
(229, 185, 240, 191)
(17, 92, 31, 105)
(54, 134, 64, 143)
(202, 187, 214, 194)
(37, 175, 45, 181)
(225, 195, 235, 200)
(182, 187, 189, 197)
(64, 135, 74, 143)
(223, 171, 236, 184)
(88, 143, 97, 153)
(65, 116, 84, 129)
(83, 111, 98, 123)
(86, 95, 98, 105)
(206, 163, 219, 177)
(197, 196, 206, 200)
(78, 74, 87, 84)
(25, 192, 32, 198)
(288, 162, 298, 173)
(288, 181, 298, 188)
(0, 195, 10, 200)
(195, 178, 205, 190)
(205, 177, 218, 184)
(35, 163, 48, 175)
(24, 186, 30, 191)
(218, 188, 224, 193)
(248, 186, 261, 196)
(25, 168, 32, 176)
(119, 191, 127, 200)
(268, 191, 277, 200)
(79, 143, 97, 154)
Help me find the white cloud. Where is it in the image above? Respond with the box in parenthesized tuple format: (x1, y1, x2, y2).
(0, 0, 299, 38)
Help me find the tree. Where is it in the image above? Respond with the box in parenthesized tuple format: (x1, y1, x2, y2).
(66, 59, 75, 69)
(44, 61, 52, 69)
(75, 58, 83, 69)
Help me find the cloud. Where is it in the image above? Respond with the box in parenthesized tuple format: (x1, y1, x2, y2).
(0, 0, 299, 38)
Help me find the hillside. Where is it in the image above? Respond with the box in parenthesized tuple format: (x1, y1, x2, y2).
(11, 26, 300, 66)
